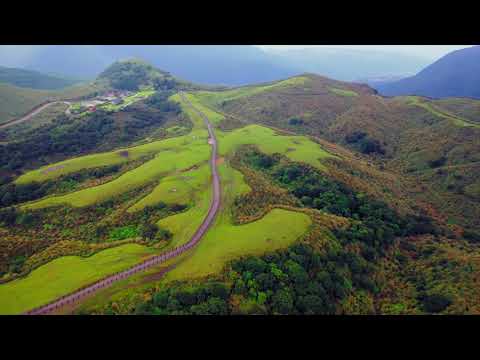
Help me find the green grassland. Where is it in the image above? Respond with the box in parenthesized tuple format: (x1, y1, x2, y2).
(128, 164, 211, 212)
(157, 161, 250, 250)
(0, 243, 157, 315)
(329, 87, 359, 97)
(22, 136, 210, 209)
(194, 76, 310, 108)
(217, 124, 336, 171)
(164, 208, 311, 281)
(182, 92, 225, 125)
(16, 126, 210, 185)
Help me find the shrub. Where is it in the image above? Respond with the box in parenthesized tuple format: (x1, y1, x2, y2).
(422, 293, 453, 313)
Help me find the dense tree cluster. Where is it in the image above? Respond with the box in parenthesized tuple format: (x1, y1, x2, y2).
(99, 60, 167, 91)
(133, 281, 230, 315)
(288, 117, 304, 126)
(241, 148, 437, 260)
(0, 112, 114, 171)
(146, 92, 181, 113)
(130, 243, 377, 315)
(152, 77, 177, 91)
(345, 131, 385, 155)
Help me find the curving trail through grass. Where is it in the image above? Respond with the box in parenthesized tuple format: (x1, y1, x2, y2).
(18, 92, 222, 315)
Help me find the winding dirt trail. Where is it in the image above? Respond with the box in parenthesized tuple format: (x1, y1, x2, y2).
(24, 92, 221, 315)
(0, 101, 71, 130)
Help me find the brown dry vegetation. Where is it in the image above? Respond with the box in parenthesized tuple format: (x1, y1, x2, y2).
(209, 73, 480, 231)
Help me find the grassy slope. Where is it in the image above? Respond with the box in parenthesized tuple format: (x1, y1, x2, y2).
(0, 244, 157, 315)
(0, 82, 103, 124)
(194, 76, 310, 107)
(164, 208, 311, 282)
(128, 164, 211, 212)
(218, 124, 335, 171)
(22, 137, 210, 209)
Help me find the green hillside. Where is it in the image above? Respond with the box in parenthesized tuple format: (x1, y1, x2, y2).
(0, 66, 81, 90)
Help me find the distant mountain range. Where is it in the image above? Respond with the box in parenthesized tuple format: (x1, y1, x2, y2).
(0, 45, 298, 86)
(264, 47, 429, 82)
(0, 45, 434, 86)
(374, 45, 480, 99)
(1, 45, 479, 98)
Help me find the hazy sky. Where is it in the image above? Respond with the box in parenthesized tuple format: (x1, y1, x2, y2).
(256, 45, 474, 60)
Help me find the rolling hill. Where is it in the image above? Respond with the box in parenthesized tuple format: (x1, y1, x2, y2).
(375, 45, 480, 99)
(1, 61, 480, 315)
(0, 66, 81, 90)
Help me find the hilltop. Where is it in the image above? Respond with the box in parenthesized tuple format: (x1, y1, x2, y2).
(97, 59, 178, 91)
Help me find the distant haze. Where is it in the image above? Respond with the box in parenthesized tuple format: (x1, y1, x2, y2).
(256, 45, 474, 61)
(0, 45, 476, 85)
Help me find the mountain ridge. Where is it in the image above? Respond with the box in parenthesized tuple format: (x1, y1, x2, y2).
(375, 45, 480, 99)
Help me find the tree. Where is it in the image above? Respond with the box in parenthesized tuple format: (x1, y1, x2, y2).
(271, 288, 294, 314)
(155, 228, 173, 242)
(1, 191, 14, 206)
(207, 282, 229, 300)
(298, 295, 326, 314)
(422, 293, 452, 313)
(140, 222, 158, 241)
(152, 291, 169, 308)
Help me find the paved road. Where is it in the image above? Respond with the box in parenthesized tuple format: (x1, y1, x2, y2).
(24, 92, 221, 315)
(0, 101, 71, 130)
